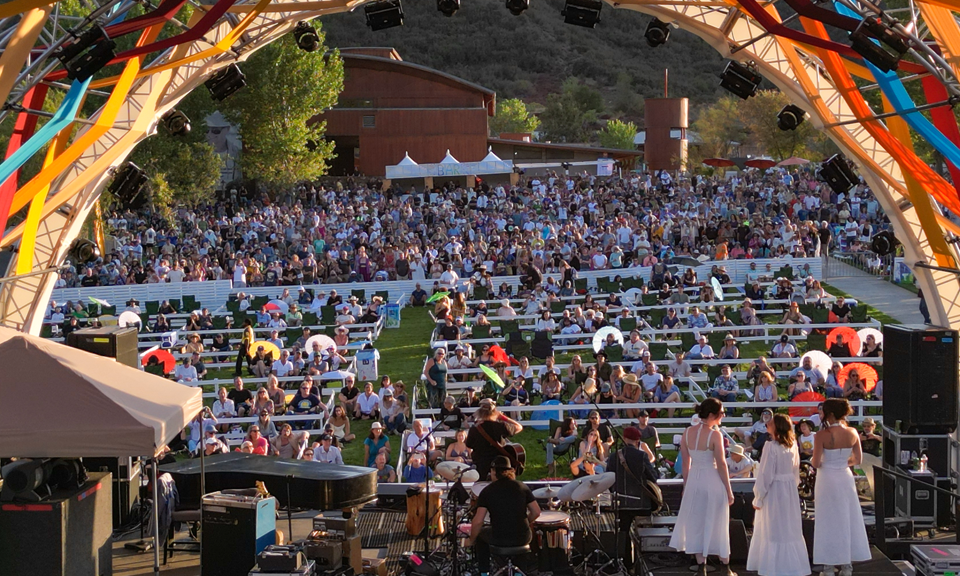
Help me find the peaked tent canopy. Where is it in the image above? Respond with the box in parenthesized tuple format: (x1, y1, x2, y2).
(0, 327, 203, 458)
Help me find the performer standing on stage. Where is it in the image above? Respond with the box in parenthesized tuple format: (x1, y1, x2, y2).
(747, 413, 811, 576)
(812, 399, 870, 576)
(467, 455, 541, 576)
(466, 403, 523, 480)
(669, 399, 736, 576)
(606, 426, 661, 570)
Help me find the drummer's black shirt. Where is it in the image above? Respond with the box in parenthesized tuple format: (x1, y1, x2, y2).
(476, 477, 534, 546)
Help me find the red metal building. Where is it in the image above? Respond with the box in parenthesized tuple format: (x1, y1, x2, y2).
(643, 98, 689, 171)
(315, 48, 495, 177)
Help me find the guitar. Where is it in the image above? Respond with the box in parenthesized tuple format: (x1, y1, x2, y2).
(502, 442, 527, 476)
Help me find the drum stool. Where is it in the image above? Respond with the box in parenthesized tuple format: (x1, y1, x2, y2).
(490, 544, 530, 576)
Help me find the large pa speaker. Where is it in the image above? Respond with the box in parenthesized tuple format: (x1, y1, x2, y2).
(66, 326, 139, 369)
(82, 457, 141, 528)
(0, 472, 113, 576)
(882, 324, 959, 434)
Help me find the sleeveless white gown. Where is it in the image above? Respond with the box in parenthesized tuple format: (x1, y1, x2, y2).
(813, 447, 871, 566)
(747, 441, 811, 575)
(669, 426, 730, 557)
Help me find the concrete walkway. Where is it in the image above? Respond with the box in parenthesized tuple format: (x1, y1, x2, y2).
(825, 260, 925, 324)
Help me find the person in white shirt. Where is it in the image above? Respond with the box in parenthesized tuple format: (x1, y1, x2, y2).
(356, 382, 381, 419)
(622, 331, 648, 360)
(771, 334, 798, 358)
(440, 264, 460, 290)
(313, 434, 344, 464)
(639, 362, 664, 399)
(174, 357, 199, 385)
(726, 444, 755, 478)
(211, 387, 236, 421)
(687, 335, 715, 360)
(272, 350, 295, 378)
(496, 299, 517, 318)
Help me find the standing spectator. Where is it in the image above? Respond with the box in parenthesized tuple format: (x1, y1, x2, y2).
(423, 348, 448, 408)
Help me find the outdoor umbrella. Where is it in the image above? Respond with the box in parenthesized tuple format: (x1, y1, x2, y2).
(593, 326, 624, 353)
(711, 277, 724, 300)
(827, 326, 861, 356)
(426, 291, 448, 304)
(488, 344, 511, 365)
(839, 362, 878, 392)
(777, 157, 810, 166)
(141, 349, 176, 374)
(304, 334, 337, 354)
(790, 391, 826, 417)
(264, 300, 289, 314)
(856, 328, 883, 354)
(800, 350, 833, 380)
(745, 158, 777, 169)
(118, 310, 142, 329)
(703, 158, 736, 167)
(480, 364, 505, 389)
(248, 341, 281, 359)
(667, 256, 701, 267)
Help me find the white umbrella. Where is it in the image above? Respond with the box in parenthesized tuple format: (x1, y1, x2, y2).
(117, 310, 142, 329)
(265, 299, 289, 314)
(593, 326, 625, 353)
(304, 334, 337, 355)
(800, 350, 833, 380)
(711, 277, 724, 301)
(623, 288, 643, 306)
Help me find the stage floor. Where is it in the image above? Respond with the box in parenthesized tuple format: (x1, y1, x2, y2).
(638, 547, 904, 575)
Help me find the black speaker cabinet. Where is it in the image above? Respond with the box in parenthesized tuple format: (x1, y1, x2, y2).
(882, 324, 959, 434)
(66, 326, 139, 369)
(0, 472, 113, 576)
(82, 457, 140, 528)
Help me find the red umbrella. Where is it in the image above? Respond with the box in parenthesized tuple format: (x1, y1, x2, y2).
(777, 157, 811, 166)
(839, 362, 878, 392)
(745, 158, 777, 169)
(489, 344, 510, 365)
(827, 327, 861, 356)
(263, 302, 284, 312)
(703, 158, 736, 167)
(142, 349, 176, 374)
(790, 391, 825, 418)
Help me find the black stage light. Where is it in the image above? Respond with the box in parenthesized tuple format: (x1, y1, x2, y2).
(293, 21, 320, 52)
(645, 18, 671, 47)
(437, 0, 460, 16)
(850, 17, 908, 73)
(777, 104, 806, 131)
(871, 230, 899, 256)
(817, 154, 859, 194)
(562, 0, 602, 28)
(365, 0, 404, 30)
(205, 64, 246, 101)
(109, 162, 150, 209)
(55, 25, 116, 81)
(67, 238, 101, 265)
(161, 110, 191, 136)
(719, 61, 762, 99)
(505, 0, 529, 15)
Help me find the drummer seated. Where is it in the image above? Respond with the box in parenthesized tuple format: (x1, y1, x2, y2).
(403, 453, 429, 483)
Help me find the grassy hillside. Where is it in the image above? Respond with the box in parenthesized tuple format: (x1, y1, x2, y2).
(318, 0, 727, 117)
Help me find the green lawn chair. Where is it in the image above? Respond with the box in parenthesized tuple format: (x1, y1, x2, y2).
(351, 289, 366, 304)
(302, 312, 318, 326)
(474, 286, 490, 300)
(182, 295, 198, 310)
(708, 332, 726, 353)
(499, 320, 520, 335)
(145, 301, 160, 315)
(321, 306, 336, 325)
(648, 342, 668, 360)
(619, 317, 637, 332)
(574, 279, 588, 293)
(851, 305, 868, 323)
(213, 316, 227, 330)
(374, 290, 390, 302)
(642, 294, 659, 306)
(550, 301, 566, 314)
(472, 324, 491, 339)
(605, 345, 624, 362)
(169, 299, 181, 312)
(286, 327, 303, 343)
(225, 300, 241, 313)
(806, 332, 827, 352)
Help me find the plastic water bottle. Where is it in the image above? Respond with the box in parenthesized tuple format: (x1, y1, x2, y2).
(920, 454, 929, 473)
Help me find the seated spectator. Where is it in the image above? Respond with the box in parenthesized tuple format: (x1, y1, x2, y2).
(661, 307, 681, 337)
(709, 364, 739, 401)
(245, 425, 269, 455)
(827, 333, 856, 357)
(250, 345, 272, 378)
(843, 368, 868, 400)
(437, 316, 460, 342)
(286, 303, 303, 327)
(781, 301, 806, 336)
(637, 363, 663, 400)
(787, 370, 814, 399)
(405, 419, 439, 462)
(686, 306, 712, 335)
(862, 333, 883, 357)
(831, 296, 852, 323)
(174, 356, 199, 385)
(544, 417, 578, 476)
(203, 436, 228, 457)
(356, 382, 381, 420)
(403, 453, 429, 483)
(381, 389, 407, 434)
(438, 396, 464, 430)
(667, 350, 692, 379)
(210, 332, 231, 363)
(445, 428, 472, 464)
(159, 299, 178, 315)
(238, 441, 255, 454)
(229, 377, 255, 417)
(501, 377, 530, 407)
(739, 298, 763, 336)
(570, 428, 607, 477)
(796, 419, 815, 460)
(560, 317, 582, 335)
(286, 382, 325, 428)
(623, 331, 648, 361)
(726, 444, 755, 478)
(182, 333, 204, 355)
(635, 409, 660, 449)
(265, 374, 286, 414)
(190, 352, 207, 380)
(211, 387, 236, 432)
(717, 334, 740, 359)
(339, 376, 360, 414)
(271, 423, 309, 459)
(688, 334, 715, 360)
(824, 362, 845, 398)
(267, 329, 284, 350)
(329, 405, 356, 443)
(597, 382, 618, 418)
(771, 334, 798, 358)
(859, 416, 881, 456)
(314, 434, 344, 464)
(735, 408, 773, 447)
(653, 375, 681, 417)
(364, 422, 391, 467)
(541, 371, 563, 402)
(257, 409, 278, 440)
(411, 283, 428, 306)
(496, 299, 517, 318)
(336, 305, 356, 325)
(535, 310, 558, 332)
(272, 349, 295, 378)
(458, 386, 481, 411)
(791, 356, 826, 389)
(375, 452, 397, 482)
(753, 371, 778, 406)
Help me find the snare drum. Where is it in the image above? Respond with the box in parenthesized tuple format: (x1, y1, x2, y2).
(533, 511, 571, 572)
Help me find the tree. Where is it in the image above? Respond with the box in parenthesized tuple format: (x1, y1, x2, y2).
(598, 119, 638, 150)
(562, 78, 604, 114)
(540, 91, 594, 142)
(489, 98, 540, 136)
(219, 24, 343, 188)
(690, 95, 745, 164)
(613, 72, 642, 117)
(737, 90, 822, 160)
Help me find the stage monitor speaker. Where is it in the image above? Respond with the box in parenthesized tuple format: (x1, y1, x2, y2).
(882, 324, 959, 434)
(201, 491, 277, 576)
(66, 326, 139, 369)
(0, 472, 112, 576)
(728, 519, 749, 563)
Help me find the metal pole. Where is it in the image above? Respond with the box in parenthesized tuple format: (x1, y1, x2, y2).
(152, 458, 160, 575)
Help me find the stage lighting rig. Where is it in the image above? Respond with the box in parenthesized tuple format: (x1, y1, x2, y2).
(161, 110, 191, 136)
(53, 26, 116, 81)
(817, 154, 859, 194)
(293, 21, 320, 52)
(205, 64, 246, 101)
(777, 104, 806, 131)
(67, 239, 100, 265)
(719, 61, 762, 99)
(365, 0, 404, 30)
(562, 0, 602, 28)
(850, 17, 909, 73)
(645, 18, 671, 47)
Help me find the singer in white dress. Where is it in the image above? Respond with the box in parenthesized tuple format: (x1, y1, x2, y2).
(812, 398, 871, 576)
(747, 413, 811, 576)
(669, 398, 737, 576)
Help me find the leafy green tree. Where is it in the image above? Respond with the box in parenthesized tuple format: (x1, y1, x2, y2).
(598, 119, 638, 150)
(562, 78, 604, 114)
(613, 73, 642, 117)
(689, 95, 745, 167)
(540, 91, 594, 142)
(219, 25, 343, 188)
(489, 98, 540, 136)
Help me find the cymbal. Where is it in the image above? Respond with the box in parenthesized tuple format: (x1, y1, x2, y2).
(436, 461, 473, 481)
(557, 477, 588, 503)
(462, 470, 480, 483)
(472, 481, 490, 498)
(571, 472, 616, 502)
(533, 486, 562, 499)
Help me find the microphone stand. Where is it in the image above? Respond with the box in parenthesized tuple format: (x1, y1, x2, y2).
(590, 396, 628, 576)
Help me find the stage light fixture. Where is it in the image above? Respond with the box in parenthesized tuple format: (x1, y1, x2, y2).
(108, 162, 150, 209)
(437, 0, 460, 16)
(871, 230, 899, 256)
(54, 25, 116, 81)
(161, 110, 191, 136)
(849, 17, 908, 73)
(719, 61, 762, 99)
(817, 154, 859, 194)
(365, 0, 404, 31)
(562, 0, 602, 28)
(293, 21, 320, 52)
(644, 18, 671, 47)
(67, 238, 101, 265)
(205, 64, 246, 101)
(505, 0, 529, 16)
(777, 104, 806, 131)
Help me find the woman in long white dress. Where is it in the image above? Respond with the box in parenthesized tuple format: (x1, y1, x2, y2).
(748, 413, 811, 576)
(669, 398, 737, 576)
(812, 398, 871, 576)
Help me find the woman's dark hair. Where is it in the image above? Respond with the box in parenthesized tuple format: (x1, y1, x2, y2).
(561, 416, 576, 435)
(822, 398, 852, 421)
(368, 426, 382, 440)
(696, 398, 723, 420)
(771, 413, 795, 448)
